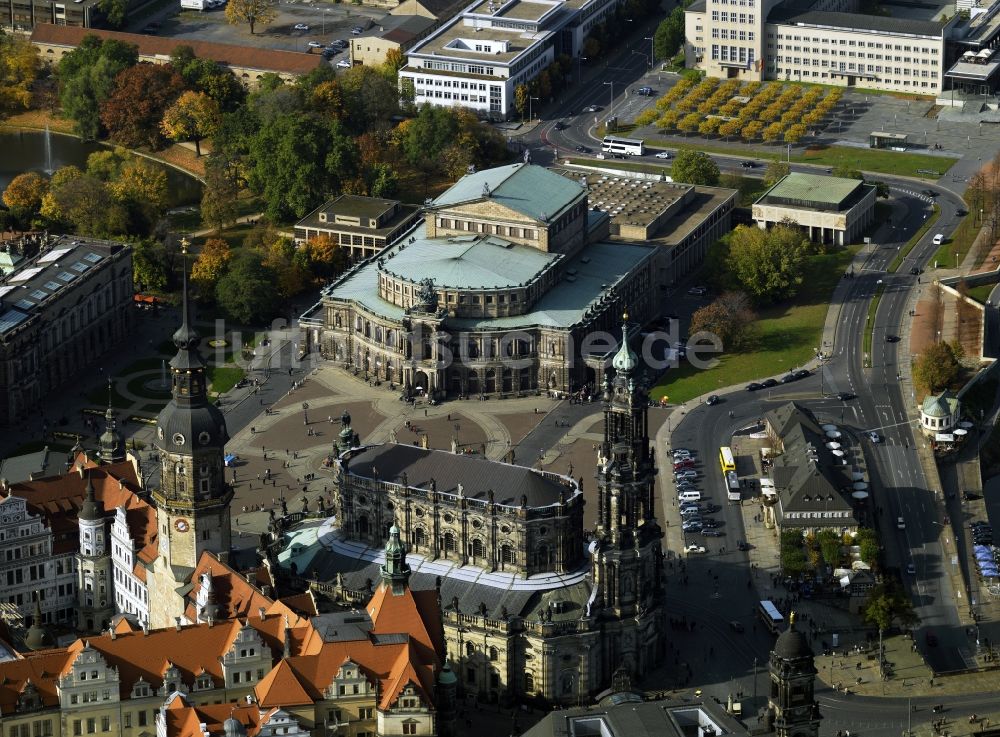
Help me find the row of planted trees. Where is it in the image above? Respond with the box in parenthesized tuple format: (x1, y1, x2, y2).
(636, 79, 843, 145)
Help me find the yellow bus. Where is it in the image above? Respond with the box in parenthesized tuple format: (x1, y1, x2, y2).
(719, 446, 735, 473)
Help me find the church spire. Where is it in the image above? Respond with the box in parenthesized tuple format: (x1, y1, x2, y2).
(80, 470, 101, 521)
(380, 523, 411, 595)
(99, 378, 124, 464)
(167, 238, 209, 408)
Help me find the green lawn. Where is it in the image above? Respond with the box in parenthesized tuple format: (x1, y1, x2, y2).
(638, 134, 956, 179)
(889, 205, 939, 273)
(651, 246, 859, 404)
(207, 365, 245, 395)
(931, 211, 977, 268)
(966, 283, 996, 304)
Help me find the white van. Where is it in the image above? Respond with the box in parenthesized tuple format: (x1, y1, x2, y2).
(678, 490, 702, 502)
(932, 233, 944, 245)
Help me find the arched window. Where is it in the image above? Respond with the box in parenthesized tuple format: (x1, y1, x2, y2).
(489, 646, 498, 661)
(443, 532, 456, 554)
(414, 528, 426, 550)
(524, 673, 535, 693)
(471, 538, 485, 560)
(465, 642, 475, 657)
(501, 545, 515, 566)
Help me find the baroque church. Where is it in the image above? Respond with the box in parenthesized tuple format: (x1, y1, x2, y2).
(273, 311, 667, 703)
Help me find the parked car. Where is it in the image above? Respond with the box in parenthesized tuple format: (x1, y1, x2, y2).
(671, 447, 693, 456)
(746, 382, 763, 392)
(702, 529, 725, 537)
(794, 369, 810, 379)
(684, 544, 707, 554)
(706, 394, 720, 405)
(293, 23, 310, 30)
(702, 519, 722, 528)
(704, 503, 722, 514)
(637, 86, 654, 96)
(655, 151, 672, 159)
(337, 58, 352, 68)
(675, 470, 698, 480)
(762, 378, 779, 388)
(681, 521, 703, 532)
(308, 40, 324, 48)
(780, 373, 796, 384)
(867, 431, 881, 443)
(351, 25, 364, 34)
(687, 286, 707, 296)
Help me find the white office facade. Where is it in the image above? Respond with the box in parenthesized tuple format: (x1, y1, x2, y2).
(399, 0, 624, 118)
(685, 0, 952, 94)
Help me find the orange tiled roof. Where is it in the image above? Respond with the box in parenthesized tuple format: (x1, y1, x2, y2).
(0, 649, 74, 714)
(29, 24, 325, 77)
(3, 457, 152, 557)
(278, 591, 318, 618)
(366, 583, 444, 665)
(161, 693, 271, 737)
(183, 551, 277, 623)
(63, 620, 245, 695)
(253, 659, 313, 708)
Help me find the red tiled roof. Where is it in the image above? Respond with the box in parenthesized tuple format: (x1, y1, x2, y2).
(253, 659, 313, 708)
(161, 693, 271, 737)
(366, 583, 444, 666)
(63, 621, 245, 695)
(183, 551, 276, 623)
(277, 591, 318, 618)
(0, 649, 74, 714)
(29, 24, 325, 76)
(2, 458, 151, 557)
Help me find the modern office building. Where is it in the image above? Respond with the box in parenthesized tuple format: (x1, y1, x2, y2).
(299, 163, 658, 398)
(398, 0, 625, 118)
(752, 172, 876, 245)
(0, 234, 132, 426)
(684, 0, 954, 94)
(1, 0, 99, 32)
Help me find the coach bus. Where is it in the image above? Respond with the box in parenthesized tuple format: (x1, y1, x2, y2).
(726, 470, 741, 502)
(601, 135, 645, 156)
(758, 600, 784, 634)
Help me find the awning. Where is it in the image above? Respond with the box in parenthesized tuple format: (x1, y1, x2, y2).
(935, 433, 955, 442)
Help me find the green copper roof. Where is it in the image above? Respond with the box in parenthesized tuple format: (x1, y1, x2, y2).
(763, 172, 863, 207)
(432, 163, 585, 222)
(324, 224, 654, 330)
(383, 235, 558, 288)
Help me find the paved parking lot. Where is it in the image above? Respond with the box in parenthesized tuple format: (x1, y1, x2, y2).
(136, 0, 387, 55)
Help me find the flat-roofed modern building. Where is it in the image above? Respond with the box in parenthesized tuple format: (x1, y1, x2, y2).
(299, 163, 657, 397)
(0, 234, 132, 425)
(293, 194, 421, 262)
(752, 172, 875, 245)
(684, 0, 954, 95)
(399, 0, 625, 118)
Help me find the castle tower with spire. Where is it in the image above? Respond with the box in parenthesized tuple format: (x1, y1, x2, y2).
(380, 524, 412, 596)
(76, 470, 114, 632)
(99, 381, 125, 464)
(147, 240, 232, 629)
(590, 311, 665, 681)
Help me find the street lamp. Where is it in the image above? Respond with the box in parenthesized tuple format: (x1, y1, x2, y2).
(644, 36, 655, 68)
(529, 95, 540, 121)
(604, 81, 615, 117)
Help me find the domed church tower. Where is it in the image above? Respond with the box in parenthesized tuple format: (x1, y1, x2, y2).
(147, 239, 232, 629)
(767, 612, 821, 737)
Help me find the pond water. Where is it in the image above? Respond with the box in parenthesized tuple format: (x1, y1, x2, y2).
(0, 129, 203, 207)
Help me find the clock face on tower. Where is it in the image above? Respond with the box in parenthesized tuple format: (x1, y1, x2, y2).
(174, 518, 190, 533)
